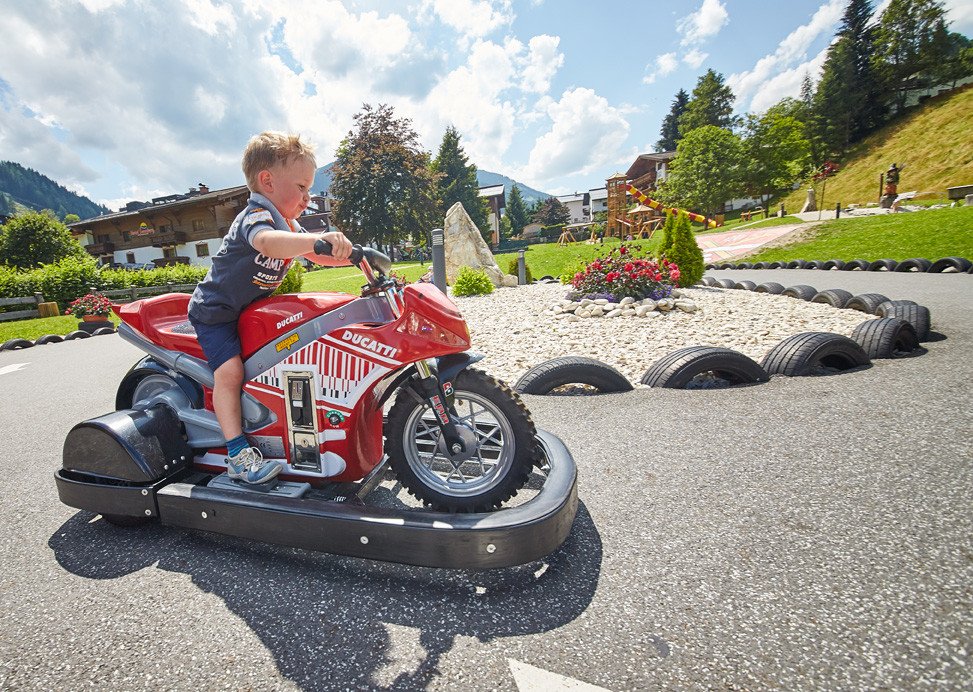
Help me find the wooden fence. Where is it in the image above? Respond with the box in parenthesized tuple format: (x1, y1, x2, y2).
(0, 283, 198, 323)
(0, 293, 46, 322)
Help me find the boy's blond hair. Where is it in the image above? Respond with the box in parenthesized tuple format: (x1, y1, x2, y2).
(242, 131, 316, 191)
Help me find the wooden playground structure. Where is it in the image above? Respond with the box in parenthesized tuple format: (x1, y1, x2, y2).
(595, 174, 716, 243)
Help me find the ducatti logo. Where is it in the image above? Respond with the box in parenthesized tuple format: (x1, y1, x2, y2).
(341, 329, 399, 358)
(276, 312, 303, 331)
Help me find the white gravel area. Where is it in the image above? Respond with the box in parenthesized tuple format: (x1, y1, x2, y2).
(452, 283, 877, 386)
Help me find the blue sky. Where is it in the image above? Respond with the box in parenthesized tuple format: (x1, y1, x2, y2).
(1, 0, 970, 211)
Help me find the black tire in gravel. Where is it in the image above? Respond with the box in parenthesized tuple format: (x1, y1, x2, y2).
(717, 278, 737, 289)
(822, 259, 846, 270)
(845, 293, 891, 314)
(868, 258, 898, 272)
(761, 332, 871, 377)
(514, 356, 633, 395)
(850, 318, 920, 359)
(63, 330, 92, 340)
(0, 338, 34, 351)
(734, 280, 757, 291)
(811, 288, 854, 309)
(843, 259, 870, 271)
(875, 300, 917, 317)
(878, 303, 931, 341)
(34, 334, 64, 345)
(782, 284, 818, 301)
(640, 346, 769, 389)
(700, 276, 719, 287)
(755, 282, 785, 294)
(928, 256, 972, 273)
(894, 257, 932, 272)
(787, 260, 807, 269)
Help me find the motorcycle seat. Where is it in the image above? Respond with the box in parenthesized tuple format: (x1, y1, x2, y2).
(117, 293, 205, 360)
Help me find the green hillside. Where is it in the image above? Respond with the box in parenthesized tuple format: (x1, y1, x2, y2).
(0, 161, 109, 220)
(783, 84, 973, 210)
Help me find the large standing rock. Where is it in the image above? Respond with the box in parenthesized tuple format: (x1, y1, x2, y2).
(443, 202, 510, 287)
(799, 187, 816, 213)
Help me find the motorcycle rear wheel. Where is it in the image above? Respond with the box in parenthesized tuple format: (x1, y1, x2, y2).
(385, 368, 538, 513)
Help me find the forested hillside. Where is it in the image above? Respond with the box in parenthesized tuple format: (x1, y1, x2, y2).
(0, 161, 109, 220)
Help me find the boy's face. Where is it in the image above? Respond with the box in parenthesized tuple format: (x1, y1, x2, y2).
(260, 157, 316, 220)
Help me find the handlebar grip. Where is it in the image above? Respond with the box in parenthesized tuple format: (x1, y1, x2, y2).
(314, 238, 364, 265)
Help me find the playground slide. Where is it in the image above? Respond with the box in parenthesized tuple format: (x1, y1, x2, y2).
(626, 184, 718, 228)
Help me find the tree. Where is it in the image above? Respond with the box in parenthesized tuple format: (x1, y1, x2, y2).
(813, 36, 856, 159)
(657, 89, 689, 151)
(505, 184, 530, 235)
(874, 0, 950, 112)
(655, 210, 677, 259)
(532, 196, 570, 227)
(741, 111, 811, 208)
(678, 70, 736, 135)
(658, 125, 744, 220)
(0, 209, 87, 269)
(431, 125, 490, 234)
(330, 103, 440, 250)
(837, 0, 886, 141)
(663, 212, 705, 288)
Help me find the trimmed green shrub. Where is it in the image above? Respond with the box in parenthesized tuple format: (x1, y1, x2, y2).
(274, 260, 305, 295)
(506, 256, 533, 283)
(663, 212, 705, 287)
(656, 211, 676, 259)
(559, 259, 587, 284)
(452, 266, 494, 296)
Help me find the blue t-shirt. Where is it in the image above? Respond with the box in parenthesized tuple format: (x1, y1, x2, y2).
(188, 192, 304, 324)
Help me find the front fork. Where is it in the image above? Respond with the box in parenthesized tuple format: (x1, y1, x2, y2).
(411, 353, 484, 456)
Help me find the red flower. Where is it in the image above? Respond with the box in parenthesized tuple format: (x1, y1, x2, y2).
(619, 246, 628, 255)
(624, 262, 634, 273)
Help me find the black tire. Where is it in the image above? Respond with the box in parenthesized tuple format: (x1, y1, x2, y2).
(894, 258, 932, 273)
(736, 262, 754, 269)
(875, 299, 917, 317)
(0, 338, 34, 351)
(804, 260, 826, 270)
(822, 259, 846, 271)
(35, 334, 64, 345)
(753, 262, 771, 269)
(102, 514, 152, 527)
(879, 303, 931, 341)
(782, 284, 818, 301)
(761, 332, 871, 376)
(845, 293, 890, 314)
(717, 278, 737, 289)
(640, 346, 768, 389)
(92, 326, 115, 335)
(843, 259, 870, 271)
(63, 330, 92, 340)
(385, 368, 537, 512)
(868, 258, 897, 272)
(928, 257, 972, 273)
(811, 288, 854, 309)
(718, 263, 736, 270)
(705, 263, 716, 270)
(787, 260, 807, 269)
(513, 356, 633, 395)
(850, 318, 920, 359)
(701, 276, 719, 287)
(755, 282, 785, 294)
(734, 280, 757, 291)
(768, 261, 784, 269)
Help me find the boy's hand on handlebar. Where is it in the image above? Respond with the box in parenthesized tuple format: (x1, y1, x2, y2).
(319, 231, 353, 261)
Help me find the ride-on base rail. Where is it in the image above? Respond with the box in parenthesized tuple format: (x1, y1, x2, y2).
(55, 430, 578, 569)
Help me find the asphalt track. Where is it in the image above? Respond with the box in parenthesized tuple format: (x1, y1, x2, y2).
(0, 269, 970, 690)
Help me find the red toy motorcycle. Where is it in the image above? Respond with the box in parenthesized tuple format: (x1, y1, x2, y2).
(56, 243, 577, 569)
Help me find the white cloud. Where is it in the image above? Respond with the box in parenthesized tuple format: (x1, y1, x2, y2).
(643, 52, 679, 85)
(748, 46, 830, 113)
(421, 0, 513, 39)
(944, 0, 973, 34)
(683, 48, 708, 69)
(184, 0, 237, 35)
(521, 88, 630, 184)
(520, 35, 564, 93)
(677, 0, 729, 45)
(728, 0, 843, 111)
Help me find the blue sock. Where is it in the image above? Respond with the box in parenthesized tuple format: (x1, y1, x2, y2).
(227, 435, 249, 457)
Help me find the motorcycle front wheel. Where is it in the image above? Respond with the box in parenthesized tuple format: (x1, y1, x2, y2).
(385, 368, 538, 512)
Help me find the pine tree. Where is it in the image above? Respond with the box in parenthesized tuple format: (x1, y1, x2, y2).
(874, 0, 950, 113)
(813, 37, 856, 159)
(656, 211, 676, 259)
(664, 212, 704, 288)
(657, 89, 689, 151)
(506, 184, 530, 235)
(840, 0, 886, 140)
(431, 125, 490, 232)
(678, 70, 736, 135)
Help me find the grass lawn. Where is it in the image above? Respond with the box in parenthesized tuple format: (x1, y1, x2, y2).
(743, 205, 973, 262)
(495, 236, 661, 279)
(738, 215, 804, 230)
(0, 314, 121, 343)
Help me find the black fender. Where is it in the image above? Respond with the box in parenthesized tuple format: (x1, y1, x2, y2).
(436, 351, 485, 391)
(116, 356, 205, 410)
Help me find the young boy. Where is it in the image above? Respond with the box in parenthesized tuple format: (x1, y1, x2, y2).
(188, 132, 353, 484)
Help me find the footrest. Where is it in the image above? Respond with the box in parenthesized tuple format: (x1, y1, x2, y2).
(208, 473, 311, 498)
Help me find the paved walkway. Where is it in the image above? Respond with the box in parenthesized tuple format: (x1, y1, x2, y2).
(696, 223, 808, 262)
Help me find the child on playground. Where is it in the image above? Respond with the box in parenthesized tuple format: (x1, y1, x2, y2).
(188, 132, 353, 484)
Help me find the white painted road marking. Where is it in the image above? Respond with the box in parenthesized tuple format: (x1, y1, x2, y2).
(0, 363, 28, 376)
(508, 659, 613, 691)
